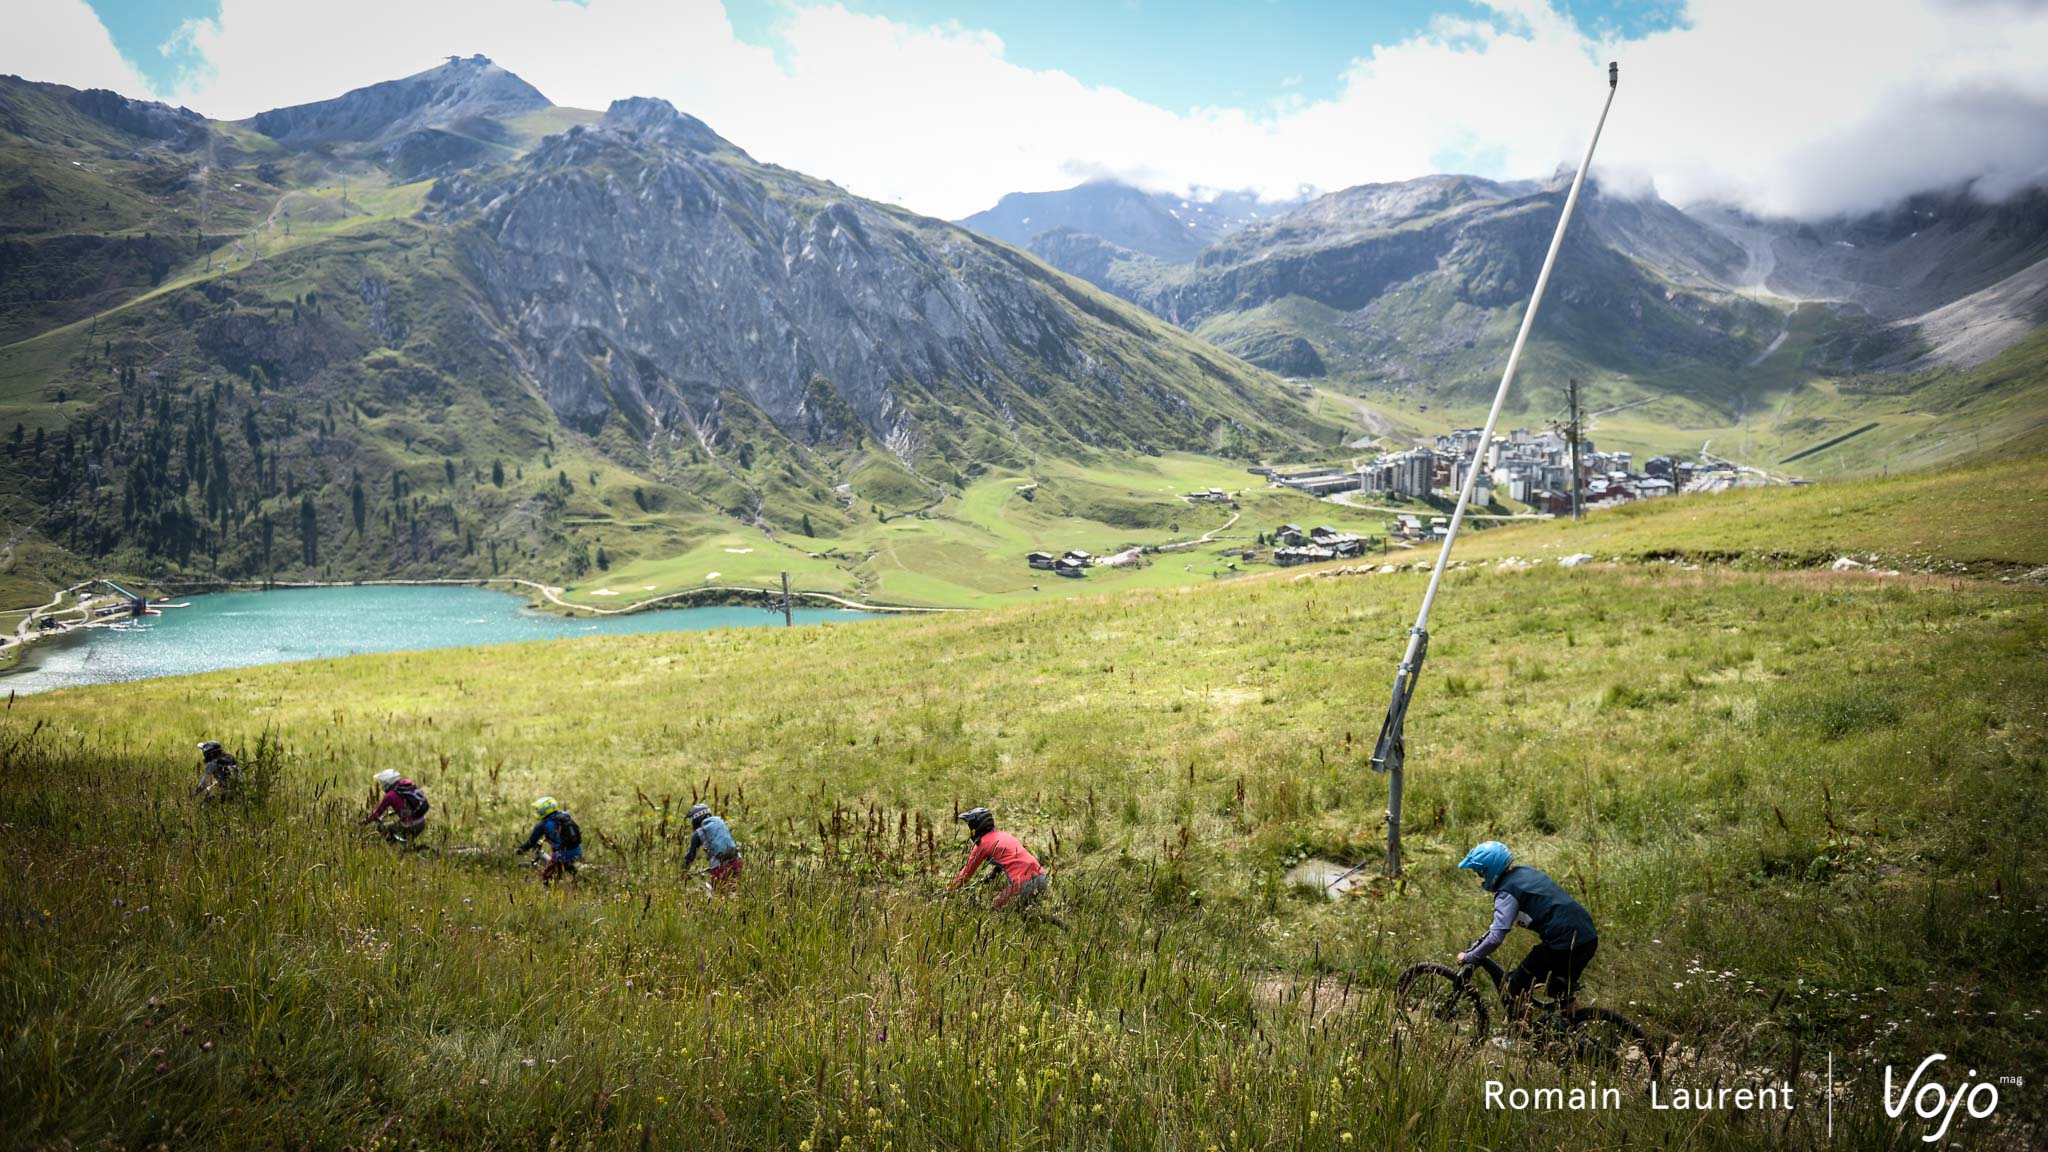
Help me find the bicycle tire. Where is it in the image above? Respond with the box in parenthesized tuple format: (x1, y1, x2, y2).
(1395, 962, 1490, 1052)
(1564, 1006, 1664, 1083)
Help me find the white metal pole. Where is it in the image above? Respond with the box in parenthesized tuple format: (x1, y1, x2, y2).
(1379, 62, 1619, 877)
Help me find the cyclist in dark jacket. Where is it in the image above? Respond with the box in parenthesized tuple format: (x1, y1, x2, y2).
(1456, 841, 1598, 1017)
(518, 796, 582, 884)
(681, 803, 742, 890)
(194, 740, 240, 800)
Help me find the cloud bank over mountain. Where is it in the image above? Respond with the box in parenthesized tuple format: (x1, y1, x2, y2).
(9, 0, 2048, 221)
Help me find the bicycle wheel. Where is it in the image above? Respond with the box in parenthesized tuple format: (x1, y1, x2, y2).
(1564, 1007, 1664, 1082)
(1394, 963, 1489, 1053)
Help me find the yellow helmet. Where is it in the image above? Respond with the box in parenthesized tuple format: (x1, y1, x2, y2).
(531, 796, 560, 817)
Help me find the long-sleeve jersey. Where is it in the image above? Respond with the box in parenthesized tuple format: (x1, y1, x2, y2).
(682, 815, 737, 867)
(948, 829, 1044, 890)
(1465, 891, 1521, 962)
(369, 785, 423, 822)
(518, 812, 575, 853)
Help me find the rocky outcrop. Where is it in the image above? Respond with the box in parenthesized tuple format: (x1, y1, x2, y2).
(66, 88, 203, 144)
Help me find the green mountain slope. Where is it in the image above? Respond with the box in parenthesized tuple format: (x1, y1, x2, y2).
(0, 66, 1336, 604)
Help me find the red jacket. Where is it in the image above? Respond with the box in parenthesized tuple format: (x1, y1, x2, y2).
(369, 781, 424, 822)
(949, 829, 1044, 889)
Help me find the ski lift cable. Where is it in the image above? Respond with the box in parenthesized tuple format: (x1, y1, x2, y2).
(1368, 61, 1620, 879)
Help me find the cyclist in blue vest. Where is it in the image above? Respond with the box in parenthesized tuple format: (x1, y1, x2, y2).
(681, 803, 742, 890)
(1456, 841, 1598, 1019)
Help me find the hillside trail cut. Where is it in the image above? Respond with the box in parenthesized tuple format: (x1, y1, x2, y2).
(1366, 62, 1621, 878)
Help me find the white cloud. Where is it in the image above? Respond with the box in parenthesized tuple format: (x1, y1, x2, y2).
(7, 0, 2048, 221)
(0, 0, 154, 100)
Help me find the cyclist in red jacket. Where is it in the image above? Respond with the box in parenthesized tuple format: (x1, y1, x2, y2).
(947, 807, 1049, 911)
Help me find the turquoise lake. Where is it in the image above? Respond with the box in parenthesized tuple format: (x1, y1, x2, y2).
(4, 585, 876, 694)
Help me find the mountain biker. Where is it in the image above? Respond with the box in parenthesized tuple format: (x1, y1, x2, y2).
(518, 796, 583, 884)
(681, 803, 742, 889)
(946, 807, 1048, 912)
(361, 769, 430, 842)
(1456, 841, 1598, 1019)
(193, 740, 239, 800)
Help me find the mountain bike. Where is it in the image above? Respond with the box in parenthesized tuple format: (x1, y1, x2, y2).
(1394, 957, 1663, 1082)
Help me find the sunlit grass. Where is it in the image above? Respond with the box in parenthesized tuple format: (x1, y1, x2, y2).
(3, 542, 2042, 1146)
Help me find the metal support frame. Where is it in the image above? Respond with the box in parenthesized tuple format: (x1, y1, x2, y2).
(1370, 62, 1620, 877)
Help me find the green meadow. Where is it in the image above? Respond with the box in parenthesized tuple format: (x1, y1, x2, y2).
(4, 453, 2044, 1149)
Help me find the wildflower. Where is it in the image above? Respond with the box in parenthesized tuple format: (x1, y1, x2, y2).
(1309, 1110, 1320, 1126)
(1342, 1134, 1354, 1144)
(1092, 1104, 1104, 1115)
(800, 1142, 813, 1152)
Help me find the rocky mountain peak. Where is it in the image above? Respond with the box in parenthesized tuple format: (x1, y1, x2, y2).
(597, 97, 745, 158)
(248, 54, 551, 146)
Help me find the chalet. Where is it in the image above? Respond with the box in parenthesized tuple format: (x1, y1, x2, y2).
(1186, 487, 1231, 502)
(1274, 545, 1335, 567)
(1309, 527, 1368, 558)
(1061, 549, 1093, 564)
(1274, 524, 1306, 546)
(1054, 558, 1087, 578)
(1025, 551, 1056, 570)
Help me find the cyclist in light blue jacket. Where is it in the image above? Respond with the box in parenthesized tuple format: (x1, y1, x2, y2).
(682, 803, 742, 889)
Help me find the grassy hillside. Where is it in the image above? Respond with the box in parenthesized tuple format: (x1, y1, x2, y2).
(4, 458, 2042, 1148)
(1447, 447, 2048, 573)
(1322, 305, 2048, 479)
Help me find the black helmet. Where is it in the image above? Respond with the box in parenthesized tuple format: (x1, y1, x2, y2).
(197, 741, 223, 758)
(957, 807, 995, 839)
(687, 802, 712, 827)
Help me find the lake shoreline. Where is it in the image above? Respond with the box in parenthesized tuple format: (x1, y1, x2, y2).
(0, 584, 887, 695)
(144, 575, 959, 616)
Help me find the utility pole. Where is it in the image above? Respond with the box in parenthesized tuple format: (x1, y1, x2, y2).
(1567, 377, 1584, 521)
(779, 571, 793, 627)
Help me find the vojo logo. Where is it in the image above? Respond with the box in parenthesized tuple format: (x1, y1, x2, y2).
(1884, 1054, 2006, 1143)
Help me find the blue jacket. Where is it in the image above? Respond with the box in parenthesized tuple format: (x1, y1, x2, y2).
(518, 812, 580, 856)
(683, 815, 736, 867)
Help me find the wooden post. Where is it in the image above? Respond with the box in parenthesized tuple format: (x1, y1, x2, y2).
(780, 572, 793, 627)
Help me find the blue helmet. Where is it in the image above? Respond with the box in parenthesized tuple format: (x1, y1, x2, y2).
(1459, 841, 1512, 890)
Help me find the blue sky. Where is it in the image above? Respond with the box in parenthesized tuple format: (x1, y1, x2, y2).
(731, 1, 1682, 110)
(92, 0, 1684, 112)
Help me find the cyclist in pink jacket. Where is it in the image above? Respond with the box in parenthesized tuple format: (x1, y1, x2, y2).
(947, 807, 1049, 911)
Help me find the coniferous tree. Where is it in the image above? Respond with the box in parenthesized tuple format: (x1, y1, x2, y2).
(298, 494, 319, 566)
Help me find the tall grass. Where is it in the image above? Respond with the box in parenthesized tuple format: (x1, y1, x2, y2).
(2, 561, 2043, 1148)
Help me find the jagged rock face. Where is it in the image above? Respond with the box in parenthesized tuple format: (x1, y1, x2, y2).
(436, 100, 1119, 450)
(66, 88, 203, 144)
(961, 180, 1297, 263)
(248, 55, 549, 146)
(1130, 176, 1777, 386)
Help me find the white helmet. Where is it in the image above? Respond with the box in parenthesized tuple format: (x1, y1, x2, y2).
(373, 769, 402, 788)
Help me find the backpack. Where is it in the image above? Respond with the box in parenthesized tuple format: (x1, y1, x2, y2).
(552, 812, 581, 851)
(394, 781, 430, 818)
